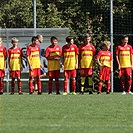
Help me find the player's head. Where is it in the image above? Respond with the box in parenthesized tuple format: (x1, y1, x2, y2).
(0, 37, 2, 45)
(121, 35, 128, 46)
(36, 34, 43, 43)
(11, 37, 18, 47)
(83, 33, 91, 44)
(102, 41, 111, 50)
(31, 36, 39, 45)
(66, 36, 74, 44)
(50, 36, 58, 46)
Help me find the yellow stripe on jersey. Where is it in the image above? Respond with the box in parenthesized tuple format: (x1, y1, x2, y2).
(119, 51, 131, 68)
(48, 60, 60, 71)
(50, 52, 60, 57)
(64, 52, 76, 70)
(29, 51, 40, 68)
(10, 53, 21, 70)
(0, 52, 4, 69)
(81, 51, 93, 68)
(100, 56, 111, 68)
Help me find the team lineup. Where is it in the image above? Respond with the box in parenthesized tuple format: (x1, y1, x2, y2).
(0, 34, 132, 95)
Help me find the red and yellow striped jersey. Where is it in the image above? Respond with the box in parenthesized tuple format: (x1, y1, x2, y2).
(45, 45, 61, 71)
(8, 47, 23, 71)
(26, 44, 40, 69)
(0, 45, 7, 69)
(97, 50, 112, 68)
(62, 44, 79, 70)
(116, 44, 133, 68)
(79, 44, 95, 68)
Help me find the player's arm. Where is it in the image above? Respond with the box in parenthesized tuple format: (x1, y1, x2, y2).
(4, 48, 7, 71)
(27, 56, 32, 70)
(116, 54, 120, 70)
(116, 47, 121, 70)
(75, 54, 78, 69)
(130, 54, 133, 70)
(97, 57, 102, 67)
(97, 52, 102, 67)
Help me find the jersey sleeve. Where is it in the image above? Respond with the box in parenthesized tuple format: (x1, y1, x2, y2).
(116, 46, 119, 55)
(97, 51, 101, 59)
(74, 44, 79, 55)
(45, 47, 49, 58)
(26, 46, 31, 56)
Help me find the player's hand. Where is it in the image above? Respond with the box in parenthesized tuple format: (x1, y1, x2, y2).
(118, 65, 121, 70)
(75, 63, 78, 69)
(54, 56, 60, 60)
(62, 64, 64, 71)
(29, 66, 33, 71)
(20, 66, 23, 71)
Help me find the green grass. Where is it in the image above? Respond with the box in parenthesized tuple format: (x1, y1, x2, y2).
(0, 92, 133, 133)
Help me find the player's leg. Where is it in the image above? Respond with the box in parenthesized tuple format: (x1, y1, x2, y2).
(97, 69, 103, 94)
(88, 76, 93, 94)
(0, 70, 5, 95)
(29, 76, 34, 94)
(17, 77, 23, 95)
(36, 76, 42, 95)
(55, 70, 60, 94)
(119, 68, 126, 94)
(63, 70, 69, 95)
(106, 80, 111, 94)
(126, 68, 132, 94)
(10, 78, 15, 94)
(71, 70, 76, 95)
(16, 71, 23, 95)
(80, 69, 85, 94)
(48, 71, 53, 94)
(80, 76, 85, 94)
(0, 78, 4, 95)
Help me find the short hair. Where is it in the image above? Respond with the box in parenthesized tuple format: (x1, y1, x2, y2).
(102, 41, 111, 47)
(121, 35, 128, 40)
(31, 36, 38, 42)
(11, 37, 19, 43)
(84, 33, 91, 39)
(50, 36, 58, 42)
(36, 34, 43, 39)
(66, 36, 74, 43)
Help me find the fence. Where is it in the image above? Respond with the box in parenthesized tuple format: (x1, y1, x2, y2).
(0, 0, 133, 93)
(0, 28, 69, 93)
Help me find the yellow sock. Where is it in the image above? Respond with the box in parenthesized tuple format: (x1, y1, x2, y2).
(88, 77, 93, 86)
(81, 77, 85, 92)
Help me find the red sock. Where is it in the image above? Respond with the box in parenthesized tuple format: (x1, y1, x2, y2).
(64, 80, 68, 92)
(48, 80, 52, 93)
(72, 79, 76, 92)
(37, 79, 42, 93)
(98, 82, 102, 92)
(55, 81, 60, 92)
(29, 79, 33, 93)
(18, 81, 22, 93)
(11, 80, 15, 93)
(106, 81, 110, 92)
(121, 78, 125, 91)
(127, 77, 132, 92)
(0, 80, 3, 92)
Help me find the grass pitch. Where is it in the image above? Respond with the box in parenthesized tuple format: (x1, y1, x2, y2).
(0, 92, 133, 133)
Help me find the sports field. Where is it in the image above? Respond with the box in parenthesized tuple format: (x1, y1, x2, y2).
(0, 92, 133, 133)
